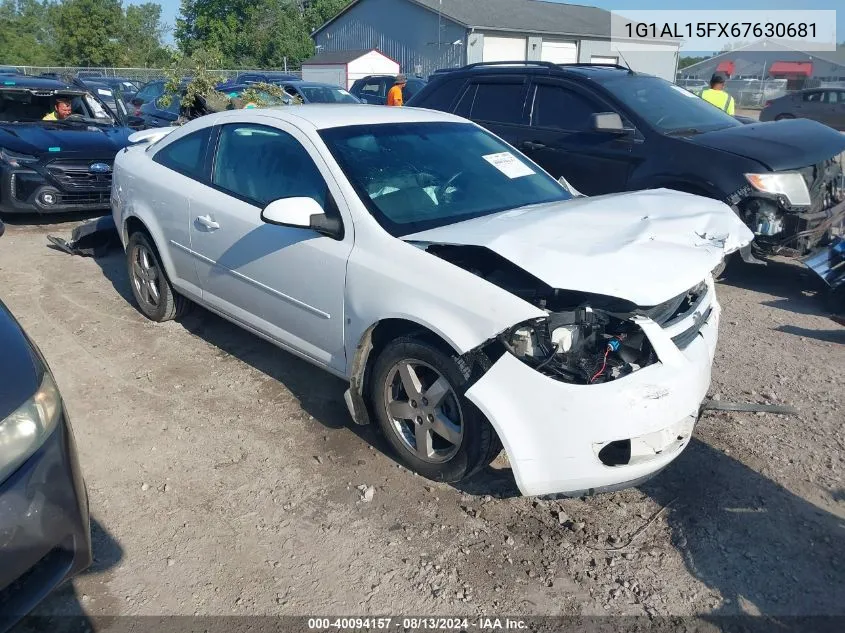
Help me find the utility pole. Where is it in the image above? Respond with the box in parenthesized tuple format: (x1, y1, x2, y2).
(437, 0, 442, 52)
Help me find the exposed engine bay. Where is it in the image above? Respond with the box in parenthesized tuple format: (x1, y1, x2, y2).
(421, 244, 709, 385)
(738, 158, 845, 257)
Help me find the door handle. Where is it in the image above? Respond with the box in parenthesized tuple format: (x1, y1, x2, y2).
(196, 215, 220, 230)
(522, 141, 547, 151)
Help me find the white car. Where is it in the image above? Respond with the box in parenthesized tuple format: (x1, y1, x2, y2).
(112, 105, 753, 497)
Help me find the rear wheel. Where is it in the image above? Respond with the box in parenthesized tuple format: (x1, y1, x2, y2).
(126, 230, 188, 322)
(370, 337, 500, 483)
(774, 113, 795, 121)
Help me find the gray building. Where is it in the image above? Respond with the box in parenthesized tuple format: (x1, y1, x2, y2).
(311, 0, 680, 80)
(680, 40, 845, 89)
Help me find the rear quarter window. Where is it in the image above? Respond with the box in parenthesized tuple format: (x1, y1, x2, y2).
(410, 77, 465, 110)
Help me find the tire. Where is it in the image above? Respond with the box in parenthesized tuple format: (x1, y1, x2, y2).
(774, 114, 795, 121)
(369, 337, 500, 483)
(126, 230, 188, 322)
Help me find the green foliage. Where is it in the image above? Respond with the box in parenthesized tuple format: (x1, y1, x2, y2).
(678, 56, 710, 70)
(53, 0, 124, 66)
(176, 0, 353, 68)
(0, 0, 58, 65)
(160, 46, 225, 110)
(0, 0, 170, 67)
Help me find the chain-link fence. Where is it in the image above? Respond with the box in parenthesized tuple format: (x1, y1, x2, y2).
(677, 75, 845, 109)
(3, 66, 303, 84)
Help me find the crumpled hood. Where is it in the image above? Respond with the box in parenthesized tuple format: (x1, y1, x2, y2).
(685, 118, 845, 171)
(0, 123, 132, 158)
(404, 189, 754, 307)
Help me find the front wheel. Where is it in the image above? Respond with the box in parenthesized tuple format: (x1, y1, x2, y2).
(126, 231, 188, 322)
(369, 338, 500, 483)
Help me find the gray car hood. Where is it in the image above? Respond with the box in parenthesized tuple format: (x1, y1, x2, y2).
(403, 189, 754, 306)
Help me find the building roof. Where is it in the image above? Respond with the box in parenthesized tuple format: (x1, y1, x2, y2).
(302, 49, 384, 65)
(314, 0, 614, 38)
(681, 40, 845, 75)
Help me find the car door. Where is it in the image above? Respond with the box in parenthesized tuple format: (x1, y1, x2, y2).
(188, 119, 353, 372)
(796, 90, 825, 122)
(453, 76, 530, 149)
(144, 125, 216, 295)
(822, 90, 845, 129)
(517, 79, 639, 195)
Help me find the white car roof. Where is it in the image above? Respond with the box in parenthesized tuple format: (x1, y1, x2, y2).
(220, 104, 469, 130)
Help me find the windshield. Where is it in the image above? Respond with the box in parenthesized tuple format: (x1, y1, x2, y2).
(0, 89, 114, 124)
(300, 86, 358, 104)
(602, 75, 742, 134)
(320, 122, 570, 236)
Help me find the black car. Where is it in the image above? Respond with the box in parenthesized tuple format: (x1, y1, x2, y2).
(409, 62, 845, 260)
(350, 74, 427, 105)
(278, 80, 360, 104)
(0, 76, 136, 215)
(0, 219, 91, 630)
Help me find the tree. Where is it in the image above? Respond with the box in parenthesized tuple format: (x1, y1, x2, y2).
(53, 0, 124, 66)
(176, 0, 354, 68)
(0, 0, 58, 65)
(122, 3, 171, 67)
(678, 56, 709, 70)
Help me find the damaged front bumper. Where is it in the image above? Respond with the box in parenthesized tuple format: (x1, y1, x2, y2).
(465, 281, 720, 497)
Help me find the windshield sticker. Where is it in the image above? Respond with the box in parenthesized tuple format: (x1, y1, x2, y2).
(48, 147, 61, 152)
(97, 88, 112, 96)
(670, 85, 699, 98)
(483, 152, 536, 179)
(3, 81, 15, 85)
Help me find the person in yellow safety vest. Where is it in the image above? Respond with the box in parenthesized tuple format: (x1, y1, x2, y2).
(699, 73, 735, 115)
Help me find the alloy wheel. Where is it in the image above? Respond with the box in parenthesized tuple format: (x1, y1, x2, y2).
(382, 359, 464, 463)
(130, 243, 161, 310)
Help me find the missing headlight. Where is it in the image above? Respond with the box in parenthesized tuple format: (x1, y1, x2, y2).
(500, 307, 657, 385)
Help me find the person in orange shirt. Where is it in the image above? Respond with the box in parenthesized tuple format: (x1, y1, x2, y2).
(386, 74, 407, 106)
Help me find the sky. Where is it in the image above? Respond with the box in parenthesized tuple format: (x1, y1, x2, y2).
(140, 0, 843, 54)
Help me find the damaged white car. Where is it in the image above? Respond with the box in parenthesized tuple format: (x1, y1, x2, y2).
(111, 106, 753, 497)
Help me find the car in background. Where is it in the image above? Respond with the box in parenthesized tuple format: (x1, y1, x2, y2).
(112, 105, 753, 498)
(759, 88, 845, 130)
(0, 219, 91, 631)
(139, 83, 290, 128)
(129, 80, 167, 116)
(0, 75, 136, 215)
(216, 72, 301, 93)
(350, 75, 427, 105)
(408, 62, 845, 262)
(279, 81, 360, 104)
(90, 77, 141, 103)
(0, 66, 21, 76)
(675, 78, 708, 95)
(75, 71, 103, 80)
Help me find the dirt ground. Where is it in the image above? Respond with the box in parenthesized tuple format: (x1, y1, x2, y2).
(0, 216, 843, 623)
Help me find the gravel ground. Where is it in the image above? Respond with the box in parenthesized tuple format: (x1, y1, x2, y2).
(0, 217, 843, 623)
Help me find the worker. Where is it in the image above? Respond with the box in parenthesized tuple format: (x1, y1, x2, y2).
(699, 74, 735, 115)
(386, 74, 407, 107)
(43, 96, 73, 121)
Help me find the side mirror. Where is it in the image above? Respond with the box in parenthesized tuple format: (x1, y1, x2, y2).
(261, 197, 343, 239)
(592, 112, 627, 134)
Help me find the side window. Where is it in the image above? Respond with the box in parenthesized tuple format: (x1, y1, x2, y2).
(531, 84, 602, 131)
(360, 81, 382, 96)
(453, 84, 477, 118)
(468, 82, 527, 125)
(403, 80, 424, 99)
(211, 124, 328, 208)
(153, 126, 212, 180)
(416, 77, 465, 111)
(823, 91, 841, 104)
(803, 92, 823, 102)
